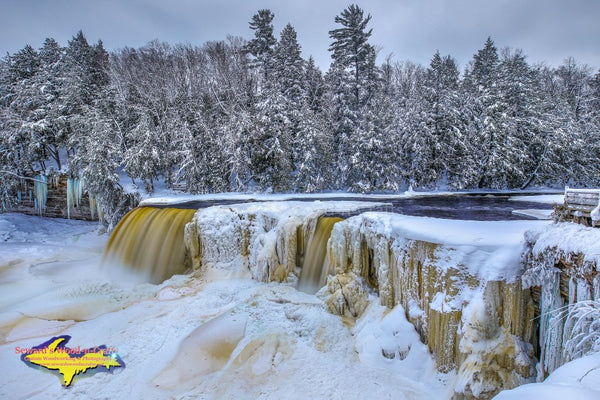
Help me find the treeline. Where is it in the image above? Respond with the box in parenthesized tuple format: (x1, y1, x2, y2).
(1, 5, 599, 222)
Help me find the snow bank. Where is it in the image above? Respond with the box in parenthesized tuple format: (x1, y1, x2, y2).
(0, 212, 449, 399)
(493, 351, 600, 400)
(527, 222, 600, 267)
(509, 194, 564, 205)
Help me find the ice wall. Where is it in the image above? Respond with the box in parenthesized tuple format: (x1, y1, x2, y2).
(184, 202, 381, 284)
(324, 214, 539, 399)
(521, 222, 600, 377)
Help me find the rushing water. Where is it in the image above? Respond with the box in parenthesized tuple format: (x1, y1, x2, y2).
(297, 217, 343, 294)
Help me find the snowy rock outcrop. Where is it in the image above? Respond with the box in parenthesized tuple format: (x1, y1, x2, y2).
(323, 213, 542, 399)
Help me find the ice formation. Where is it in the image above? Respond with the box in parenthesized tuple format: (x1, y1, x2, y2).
(98, 198, 600, 399)
(33, 175, 48, 216)
(184, 201, 383, 286)
(521, 222, 600, 377)
(323, 213, 541, 399)
(66, 178, 83, 220)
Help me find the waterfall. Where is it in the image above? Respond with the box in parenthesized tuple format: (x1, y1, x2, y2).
(103, 207, 196, 283)
(297, 217, 342, 294)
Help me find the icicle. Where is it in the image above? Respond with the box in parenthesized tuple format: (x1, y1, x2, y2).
(577, 278, 592, 302)
(67, 178, 73, 219)
(568, 276, 577, 305)
(67, 177, 85, 219)
(34, 175, 48, 216)
(97, 201, 105, 224)
(539, 271, 565, 376)
(89, 195, 96, 220)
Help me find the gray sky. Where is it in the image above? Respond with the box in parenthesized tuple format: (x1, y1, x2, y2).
(1, 0, 599, 72)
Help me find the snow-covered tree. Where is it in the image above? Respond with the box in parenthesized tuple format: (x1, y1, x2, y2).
(246, 9, 277, 83)
(327, 4, 380, 189)
(250, 89, 294, 191)
(273, 24, 304, 106)
(406, 51, 465, 188)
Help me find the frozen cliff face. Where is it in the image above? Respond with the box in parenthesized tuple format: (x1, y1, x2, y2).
(324, 213, 546, 399)
(184, 201, 384, 284)
(521, 222, 600, 377)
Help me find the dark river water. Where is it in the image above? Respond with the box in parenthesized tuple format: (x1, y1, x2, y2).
(151, 192, 561, 221)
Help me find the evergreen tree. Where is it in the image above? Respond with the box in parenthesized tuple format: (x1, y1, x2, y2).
(293, 106, 334, 192)
(465, 37, 509, 188)
(28, 38, 65, 170)
(304, 56, 325, 113)
(327, 4, 380, 189)
(328, 4, 377, 110)
(273, 24, 304, 106)
(272, 23, 306, 171)
(411, 51, 465, 188)
(246, 9, 277, 82)
(497, 49, 547, 188)
(3, 45, 42, 174)
(250, 88, 294, 191)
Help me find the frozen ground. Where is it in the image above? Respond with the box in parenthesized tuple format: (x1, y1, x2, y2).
(0, 212, 450, 400)
(1, 193, 596, 400)
(493, 352, 600, 400)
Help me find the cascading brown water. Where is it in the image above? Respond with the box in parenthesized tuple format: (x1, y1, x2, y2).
(297, 217, 342, 293)
(103, 207, 196, 283)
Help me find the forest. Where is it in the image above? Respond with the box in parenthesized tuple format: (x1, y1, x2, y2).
(1, 5, 599, 224)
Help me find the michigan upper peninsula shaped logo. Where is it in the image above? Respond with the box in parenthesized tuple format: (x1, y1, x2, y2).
(17, 335, 125, 387)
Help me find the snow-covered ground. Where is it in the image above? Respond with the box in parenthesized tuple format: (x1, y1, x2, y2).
(140, 190, 564, 207)
(1, 192, 597, 400)
(509, 194, 564, 205)
(493, 352, 600, 400)
(0, 212, 450, 399)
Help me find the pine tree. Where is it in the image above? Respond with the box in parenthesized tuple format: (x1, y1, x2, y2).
(327, 4, 380, 189)
(28, 38, 65, 170)
(466, 37, 508, 188)
(293, 106, 334, 192)
(250, 88, 294, 191)
(4, 45, 42, 174)
(410, 51, 465, 188)
(304, 56, 325, 113)
(273, 24, 305, 106)
(246, 9, 277, 83)
(328, 4, 377, 110)
(497, 49, 547, 188)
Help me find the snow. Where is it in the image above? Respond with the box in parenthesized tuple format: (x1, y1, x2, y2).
(493, 352, 600, 400)
(509, 194, 564, 205)
(511, 209, 553, 220)
(342, 212, 549, 281)
(139, 190, 562, 207)
(529, 222, 600, 266)
(2, 200, 596, 400)
(0, 211, 449, 399)
(186, 200, 387, 284)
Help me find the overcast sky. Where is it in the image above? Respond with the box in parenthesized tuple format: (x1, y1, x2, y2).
(1, 0, 599, 72)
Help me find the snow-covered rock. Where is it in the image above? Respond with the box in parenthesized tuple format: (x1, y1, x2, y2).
(323, 213, 548, 398)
